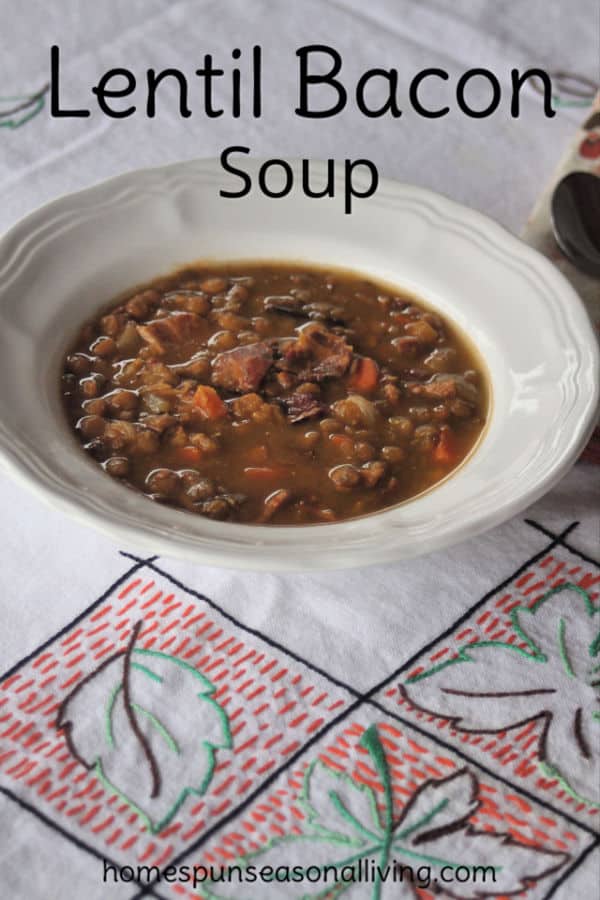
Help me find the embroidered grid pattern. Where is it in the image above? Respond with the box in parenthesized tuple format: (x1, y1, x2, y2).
(0, 520, 597, 900)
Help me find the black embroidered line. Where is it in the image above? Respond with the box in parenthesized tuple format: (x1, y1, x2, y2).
(122, 621, 161, 798)
(525, 519, 599, 568)
(0, 786, 168, 900)
(573, 708, 591, 761)
(123, 522, 595, 900)
(540, 834, 600, 900)
(441, 688, 556, 698)
(3, 522, 585, 899)
(127, 685, 596, 900)
(0, 555, 158, 683)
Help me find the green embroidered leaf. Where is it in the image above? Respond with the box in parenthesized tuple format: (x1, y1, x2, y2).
(206, 726, 568, 900)
(300, 760, 383, 844)
(0, 84, 48, 129)
(403, 644, 551, 730)
(403, 584, 600, 804)
(57, 621, 231, 833)
(513, 585, 597, 678)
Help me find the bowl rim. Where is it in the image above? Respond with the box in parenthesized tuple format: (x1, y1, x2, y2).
(0, 157, 597, 570)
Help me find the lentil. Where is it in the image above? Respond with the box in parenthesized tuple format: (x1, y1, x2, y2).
(62, 262, 487, 524)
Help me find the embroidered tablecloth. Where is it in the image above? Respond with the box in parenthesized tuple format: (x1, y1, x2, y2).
(0, 2, 598, 899)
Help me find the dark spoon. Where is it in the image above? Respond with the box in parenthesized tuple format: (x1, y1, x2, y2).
(551, 171, 600, 276)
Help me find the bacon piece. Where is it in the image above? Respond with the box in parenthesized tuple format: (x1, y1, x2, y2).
(211, 342, 274, 393)
(279, 323, 352, 382)
(137, 312, 204, 355)
(283, 391, 328, 423)
(264, 295, 306, 316)
(406, 374, 479, 403)
(265, 295, 346, 325)
(406, 379, 458, 400)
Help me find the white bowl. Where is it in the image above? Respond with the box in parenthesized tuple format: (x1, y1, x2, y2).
(0, 158, 597, 570)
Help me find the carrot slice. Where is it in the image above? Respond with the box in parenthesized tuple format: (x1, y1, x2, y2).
(193, 385, 228, 419)
(243, 466, 289, 480)
(348, 356, 379, 393)
(433, 427, 458, 465)
(245, 445, 269, 465)
(390, 311, 413, 326)
(174, 445, 203, 466)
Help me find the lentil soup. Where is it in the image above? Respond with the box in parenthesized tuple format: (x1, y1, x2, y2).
(61, 263, 488, 524)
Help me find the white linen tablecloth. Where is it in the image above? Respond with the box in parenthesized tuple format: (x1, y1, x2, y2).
(0, 3, 599, 899)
